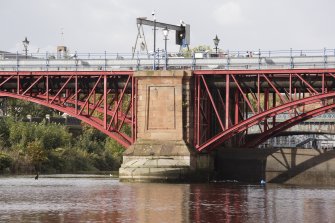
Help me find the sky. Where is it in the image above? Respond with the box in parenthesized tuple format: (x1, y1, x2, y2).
(1, 0, 334, 54)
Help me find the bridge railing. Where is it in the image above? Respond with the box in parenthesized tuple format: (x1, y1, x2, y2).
(2, 48, 335, 60)
(248, 112, 335, 135)
(262, 134, 335, 149)
(248, 112, 335, 122)
(1, 49, 335, 71)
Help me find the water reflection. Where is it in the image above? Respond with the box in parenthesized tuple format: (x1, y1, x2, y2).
(0, 176, 335, 223)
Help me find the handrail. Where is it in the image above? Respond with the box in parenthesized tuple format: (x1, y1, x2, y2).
(1, 48, 335, 71)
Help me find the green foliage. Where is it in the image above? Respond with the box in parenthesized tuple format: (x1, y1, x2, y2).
(181, 45, 212, 58)
(0, 118, 125, 174)
(71, 124, 125, 171)
(0, 118, 10, 148)
(5, 149, 33, 174)
(0, 152, 12, 173)
(104, 137, 125, 169)
(35, 123, 71, 150)
(8, 121, 71, 151)
(75, 124, 106, 153)
(58, 147, 97, 172)
(0, 98, 127, 175)
(27, 140, 47, 171)
(6, 98, 57, 119)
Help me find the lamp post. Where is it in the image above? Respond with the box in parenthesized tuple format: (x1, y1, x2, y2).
(22, 37, 29, 59)
(152, 11, 157, 70)
(162, 27, 169, 70)
(213, 35, 220, 55)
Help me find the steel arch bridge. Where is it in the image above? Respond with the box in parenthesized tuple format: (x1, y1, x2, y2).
(1, 68, 335, 151)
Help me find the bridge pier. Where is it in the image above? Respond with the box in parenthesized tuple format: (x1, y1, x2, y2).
(119, 70, 214, 182)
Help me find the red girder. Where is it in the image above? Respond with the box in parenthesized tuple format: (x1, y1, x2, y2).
(0, 71, 133, 76)
(194, 69, 335, 151)
(193, 68, 335, 75)
(0, 71, 135, 148)
(78, 75, 102, 115)
(231, 75, 256, 114)
(200, 76, 225, 131)
(294, 73, 319, 94)
(50, 75, 74, 104)
(36, 95, 133, 124)
(107, 76, 131, 131)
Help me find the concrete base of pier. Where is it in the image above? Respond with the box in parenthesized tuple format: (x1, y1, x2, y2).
(119, 140, 214, 182)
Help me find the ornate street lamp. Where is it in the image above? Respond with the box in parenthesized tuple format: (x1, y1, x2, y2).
(162, 27, 169, 70)
(213, 35, 220, 54)
(22, 37, 29, 59)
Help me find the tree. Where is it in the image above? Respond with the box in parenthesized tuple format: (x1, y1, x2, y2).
(0, 118, 10, 148)
(181, 45, 212, 58)
(6, 98, 57, 119)
(27, 140, 47, 172)
(35, 123, 72, 150)
(104, 137, 125, 170)
(75, 124, 106, 153)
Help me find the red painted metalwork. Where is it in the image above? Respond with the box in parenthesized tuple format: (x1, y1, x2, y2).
(243, 103, 335, 148)
(193, 69, 335, 151)
(3, 68, 335, 151)
(0, 71, 135, 148)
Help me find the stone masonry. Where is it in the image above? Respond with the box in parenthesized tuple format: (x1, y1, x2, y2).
(119, 70, 213, 182)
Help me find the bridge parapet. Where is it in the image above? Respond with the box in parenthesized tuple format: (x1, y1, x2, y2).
(1, 49, 335, 71)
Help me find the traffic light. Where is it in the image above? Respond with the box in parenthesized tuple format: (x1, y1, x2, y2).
(175, 24, 190, 46)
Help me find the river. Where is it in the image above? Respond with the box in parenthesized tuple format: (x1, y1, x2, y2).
(0, 175, 334, 223)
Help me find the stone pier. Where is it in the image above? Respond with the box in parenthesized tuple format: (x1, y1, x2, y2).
(119, 70, 213, 182)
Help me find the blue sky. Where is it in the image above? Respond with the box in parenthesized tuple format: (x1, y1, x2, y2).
(1, 0, 334, 54)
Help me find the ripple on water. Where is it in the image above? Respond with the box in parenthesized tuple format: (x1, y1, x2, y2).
(1, 176, 335, 223)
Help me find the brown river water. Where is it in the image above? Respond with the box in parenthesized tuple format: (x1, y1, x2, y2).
(0, 175, 334, 223)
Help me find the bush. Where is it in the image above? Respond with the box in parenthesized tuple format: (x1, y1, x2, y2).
(0, 115, 127, 174)
(0, 152, 12, 173)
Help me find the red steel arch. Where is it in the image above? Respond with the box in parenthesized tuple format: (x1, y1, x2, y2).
(243, 104, 335, 148)
(193, 69, 335, 151)
(0, 71, 135, 148)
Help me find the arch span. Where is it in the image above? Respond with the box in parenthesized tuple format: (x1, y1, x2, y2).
(0, 71, 135, 148)
(193, 70, 335, 151)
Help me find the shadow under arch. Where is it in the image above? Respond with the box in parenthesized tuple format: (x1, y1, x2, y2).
(0, 92, 131, 147)
(267, 148, 335, 183)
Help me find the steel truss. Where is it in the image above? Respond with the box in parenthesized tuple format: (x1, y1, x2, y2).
(193, 69, 335, 151)
(0, 71, 135, 148)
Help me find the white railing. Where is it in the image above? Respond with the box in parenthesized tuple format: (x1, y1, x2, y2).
(261, 134, 335, 149)
(1, 49, 335, 71)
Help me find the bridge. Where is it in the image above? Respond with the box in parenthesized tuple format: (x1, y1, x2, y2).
(1, 49, 335, 182)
